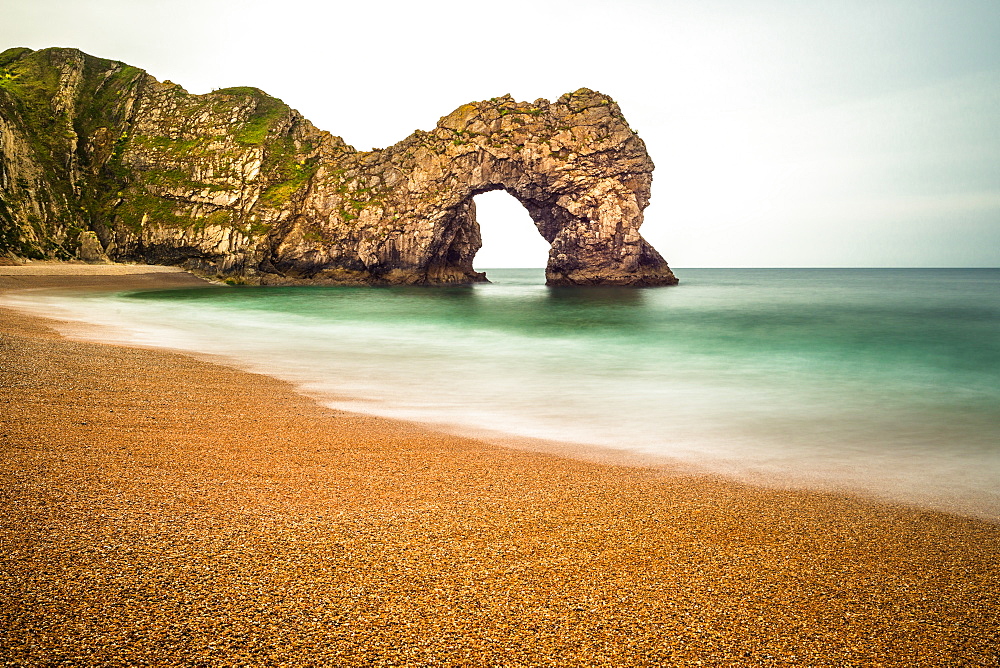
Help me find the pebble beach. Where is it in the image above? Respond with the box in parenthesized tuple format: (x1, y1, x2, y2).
(1, 267, 999, 666)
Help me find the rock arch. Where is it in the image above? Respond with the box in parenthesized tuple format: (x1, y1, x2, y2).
(0, 48, 678, 285)
(272, 89, 678, 286)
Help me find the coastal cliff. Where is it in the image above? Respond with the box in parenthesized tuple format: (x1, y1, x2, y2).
(0, 47, 676, 285)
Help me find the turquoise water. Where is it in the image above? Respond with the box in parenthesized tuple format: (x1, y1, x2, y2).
(8, 268, 1000, 519)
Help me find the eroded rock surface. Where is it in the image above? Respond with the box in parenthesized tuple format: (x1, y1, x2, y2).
(0, 47, 677, 285)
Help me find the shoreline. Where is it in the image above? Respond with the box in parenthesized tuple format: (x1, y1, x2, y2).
(2, 268, 999, 664)
(6, 265, 998, 524)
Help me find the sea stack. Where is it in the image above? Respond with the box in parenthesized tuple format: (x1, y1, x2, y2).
(0, 47, 677, 286)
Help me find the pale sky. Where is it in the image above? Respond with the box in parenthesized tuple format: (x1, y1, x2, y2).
(4, 0, 998, 267)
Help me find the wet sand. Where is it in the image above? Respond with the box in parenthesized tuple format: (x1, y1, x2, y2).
(1, 267, 998, 666)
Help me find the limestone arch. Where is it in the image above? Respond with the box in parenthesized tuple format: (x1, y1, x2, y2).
(270, 89, 678, 286)
(0, 50, 675, 286)
(418, 150, 675, 286)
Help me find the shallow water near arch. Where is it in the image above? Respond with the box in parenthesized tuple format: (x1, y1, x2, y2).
(9, 268, 1000, 520)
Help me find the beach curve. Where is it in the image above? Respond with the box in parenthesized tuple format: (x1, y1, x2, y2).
(1, 266, 998, 665)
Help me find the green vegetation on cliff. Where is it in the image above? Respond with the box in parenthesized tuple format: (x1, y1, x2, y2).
(0, 47, 320, 261)
(217, 87, 287, 145)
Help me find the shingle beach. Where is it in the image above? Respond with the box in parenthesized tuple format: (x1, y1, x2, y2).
(2, 267, 998, 666)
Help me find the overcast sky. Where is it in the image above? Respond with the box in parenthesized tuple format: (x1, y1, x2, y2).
(4, 0, 998, 267)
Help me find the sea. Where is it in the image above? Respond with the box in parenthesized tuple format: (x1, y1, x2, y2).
(6, 268, 999, 520)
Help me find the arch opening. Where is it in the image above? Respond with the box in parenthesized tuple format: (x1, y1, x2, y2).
(471, 189, 551, 274)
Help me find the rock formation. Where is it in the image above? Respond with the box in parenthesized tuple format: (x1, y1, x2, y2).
(0, 47, 677, 285)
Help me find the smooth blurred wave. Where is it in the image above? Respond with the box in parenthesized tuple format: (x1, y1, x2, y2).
(6, 268, 999, 520)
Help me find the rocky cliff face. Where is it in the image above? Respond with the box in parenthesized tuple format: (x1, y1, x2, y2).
(0, 47, 677, 285)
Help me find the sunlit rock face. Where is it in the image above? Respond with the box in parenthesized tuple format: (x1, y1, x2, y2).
(0, 47, 677, 286)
